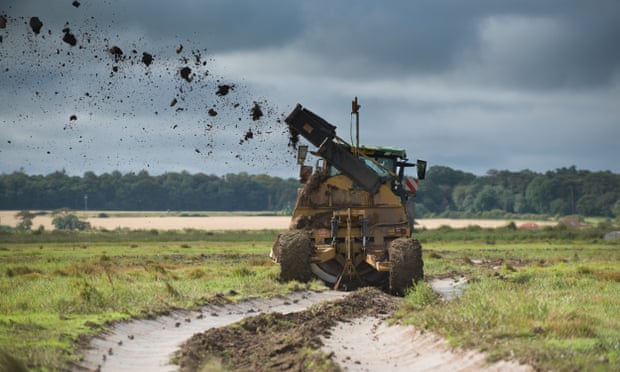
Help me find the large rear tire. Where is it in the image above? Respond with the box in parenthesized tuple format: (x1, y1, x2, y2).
(389, 238, 423, 295)
(278, 230, 314, 283)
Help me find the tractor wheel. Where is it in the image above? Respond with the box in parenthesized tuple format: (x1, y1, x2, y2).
(389, 238, 423, 296)
(278, 230, 314, 283)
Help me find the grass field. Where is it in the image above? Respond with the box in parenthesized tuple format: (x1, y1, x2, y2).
(0, 229, 324, 370)
(401, 225, 620, 371)
(0, 222, 619, 370)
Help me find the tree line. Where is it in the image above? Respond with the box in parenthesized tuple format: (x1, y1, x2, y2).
(0, 170, 299, 212)
(417, 166, 620, 219)
(1, 166, 619, 218)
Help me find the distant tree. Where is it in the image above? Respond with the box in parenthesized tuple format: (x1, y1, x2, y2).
(549, 198, 571, 215)
(451, 184, 475, 212)
(525, 176, 556, 214)
(613, 200, 620, 221)
(575, 195, 599, 217)
(473, 185, 501, 212)
(15, 210, 35, 230)
(51, 209, 91, 230)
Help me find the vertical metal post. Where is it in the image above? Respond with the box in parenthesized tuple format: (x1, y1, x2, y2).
(352, 97, 360, 157)
(334, 208, 362, 290)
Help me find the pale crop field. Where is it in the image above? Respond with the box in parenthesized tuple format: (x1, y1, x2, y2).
(0, 211, 555, 231)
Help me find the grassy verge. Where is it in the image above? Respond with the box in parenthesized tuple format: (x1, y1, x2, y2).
(400, 227, 620, 371)
(0, 230, 325, 370)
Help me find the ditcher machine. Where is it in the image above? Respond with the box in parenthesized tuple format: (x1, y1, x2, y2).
(271, 98, 427, 294)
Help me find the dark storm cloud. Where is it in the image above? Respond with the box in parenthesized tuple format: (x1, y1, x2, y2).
(5, 0, 617, 88)
(1, 0, 619, 177)
(295, 0, 620, 89)
(2, 0, 304, 51)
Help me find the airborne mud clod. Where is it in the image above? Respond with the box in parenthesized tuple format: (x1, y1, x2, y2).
(62, 28, 77, 46)
(141, 52, 153, 66)
(251, 102, 263, 121)
(29, 17, 43, 34)
(109, 46, 123, 62)
(216, 84, 234, 96)
(180, 66, 192, 82)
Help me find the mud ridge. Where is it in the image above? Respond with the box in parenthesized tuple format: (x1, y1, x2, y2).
(75, 290, 348, 372)
(175, 287, 398, 371)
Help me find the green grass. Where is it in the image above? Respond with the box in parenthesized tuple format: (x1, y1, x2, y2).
(416, 222, 615, 243)
(399, 235, 620, 371)
(0, 228, 279, 244)
(0, 230, 326, 370)
(1, 224, 619, 370)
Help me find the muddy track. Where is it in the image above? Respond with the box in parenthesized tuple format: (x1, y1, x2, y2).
(77, 282, 534, 372)
(322, 315, 533, 372)
(75, 291, 347, 371)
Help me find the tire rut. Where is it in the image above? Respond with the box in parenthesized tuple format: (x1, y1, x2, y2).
(75, 290, 348, 371)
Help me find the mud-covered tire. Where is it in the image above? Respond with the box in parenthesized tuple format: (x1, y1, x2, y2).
(389, 238, 423, 295)
(278, 230, 314, 283)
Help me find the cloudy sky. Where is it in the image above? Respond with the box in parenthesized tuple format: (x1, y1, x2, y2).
(1, 0, 619, 179)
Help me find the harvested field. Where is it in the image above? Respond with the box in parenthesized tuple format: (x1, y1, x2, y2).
(0, 211, 555, 231)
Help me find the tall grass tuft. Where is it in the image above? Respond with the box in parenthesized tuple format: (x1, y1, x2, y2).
(0, 349, 28, 372)
(5, 266, 42, 277)
(402, 282, 440, 311)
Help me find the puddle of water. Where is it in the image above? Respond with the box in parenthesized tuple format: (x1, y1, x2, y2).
(430, 277, 467, 300)
(76, 290, 347, 372)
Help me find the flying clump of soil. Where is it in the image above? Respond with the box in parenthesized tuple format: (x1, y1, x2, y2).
(109, 46, 124, 62)
(239, 129, 254, 144)
(216, 84, 234, 96)
(29, 17, 43, 34)
(288, 127, 300, 149)
(62, 28, 77, 46)
(141, 52, 153, 66)
(251, 102, 263, 121)
(0, 15, 5, 43)
(180, 66, 192, 82)
(244, 129, 253, 141)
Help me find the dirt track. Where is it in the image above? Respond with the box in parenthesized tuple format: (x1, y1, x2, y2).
(77, 290, 348, 371)
(322, 315, 533, 372)
(77, 284, 534, 372)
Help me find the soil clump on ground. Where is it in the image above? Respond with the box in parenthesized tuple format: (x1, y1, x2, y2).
(175, 287, 399, 371)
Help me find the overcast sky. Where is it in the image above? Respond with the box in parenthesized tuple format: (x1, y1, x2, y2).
(1, 0, 619, 178)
